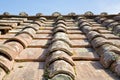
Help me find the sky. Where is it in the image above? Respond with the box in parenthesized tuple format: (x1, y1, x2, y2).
(0, 0, 120, 15)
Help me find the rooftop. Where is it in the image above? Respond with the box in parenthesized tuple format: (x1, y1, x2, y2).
(0, 12, 119, 80)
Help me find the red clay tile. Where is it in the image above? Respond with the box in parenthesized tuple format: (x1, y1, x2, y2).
(0, 34, 15, 39)
(79, 22, 90, 29)
(37, 30, 52, 34)
(107, 22, 119, 30)
(100, 51, 118, 68)
(113, 25, 120, 35)
(45, 51, 75, 67)
(39, 17, 47, 21)
(15, 48, 47, 61)
(0, 23, 18, 28)
(4, 41, 24, 53)
(56, 23, 66, 28)
(110, 58, 120, 76)
(48, 40, 73, 56)
(91, 37, 113, 48)
(4, 62, 44, 80)
(29, 39, 50, 48)
(81, 25, 92, 34)
(52, 32, 71, 46)
(71, 39, 90, 47)
(97, 17, 107, 24)
(98, 30, 111, 34)
(2, 17, 28, 21)
(34, 33, 52, 39)
(101, 34, 120, 39)
(53, 26, 67, 34)
(0, 20, 23, 24)
(49, 74, 73, 80)
(48, 60, 75, 79)
(0, 67, 6, 80)
(75, 61, 119, 80)
(96, 44, 120, 56)
(68, 34, 86, 39)
(0, 55, 14, 73)
(102, 19, 115, 27)
(5, 36, 29, 48)
(87, 31, 106, 42)
(109, 39, 120, 48)
(0, 45, 19, 60)
(67, 30, 82, 34)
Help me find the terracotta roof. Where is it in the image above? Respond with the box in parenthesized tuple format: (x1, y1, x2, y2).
(0, 12, 119, 80)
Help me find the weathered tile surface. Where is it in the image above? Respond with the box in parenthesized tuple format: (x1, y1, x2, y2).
(0, 13, 119, 80)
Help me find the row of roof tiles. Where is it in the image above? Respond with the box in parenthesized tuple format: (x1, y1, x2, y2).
(0, 15, 79, 80)
(0, 14, 119, 79)
(1, 11, 120, 16)
(78, 17, 120, 76)
(44, 19, 75, 80)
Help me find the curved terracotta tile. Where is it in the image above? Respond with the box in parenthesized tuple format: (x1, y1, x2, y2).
(16, 31, 34, 39)
(22, 26, 38, 31)
(34, 21, 43, 27)
(109, 39, 120, 48)
(113, 25, 120, 36)
(97, 17, 107, 24)
(56, 19, 65, 23)
(100, 12, 108, 16)
(39, 17, 47, 21)
(108, 22, 119, 31)
(84, 11, 94, 16)
(91, 37, 113, 48)
(17, 34, 32, 45)
(100, 51, 118, 68)
(48, 40, 73, 56)
(19, 12, 28, 16)
(94, 16, 100, 21)
(110, 57, 120, 76)
(52, 32, 72, 46)
(81, 25, 92, 34)
(49, 74, 73, 80)
(48, 60, 75, 79)
(56, 21, 66, 26)
(52, 12, 61, 17)
(56, 23, 66, 29)
(36, 13, 43, 16)
(0, 55, 14, 73)
(0, 67, 6, 80)
(94, 17, 120, 37)
(77, 17, 84, 21)
(87, 31, 106, 42)
(5, 36, 28, 48)
(0, 45, 19, 60)
(102, 19, 115, 27)
(96, 44, 120, 56)
(78, 18, 87, 22)
(45, 51, 75, 67)
(79, 22, 91, 29)
(78, 17, 120, 77)
(53, 26, 67, 34)
(56, 18, 65, 22)
(4, 42, 24, 53)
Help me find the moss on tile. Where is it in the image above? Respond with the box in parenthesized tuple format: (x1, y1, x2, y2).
(43, 67, 50, 79)
(48, 74, 73, 80)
